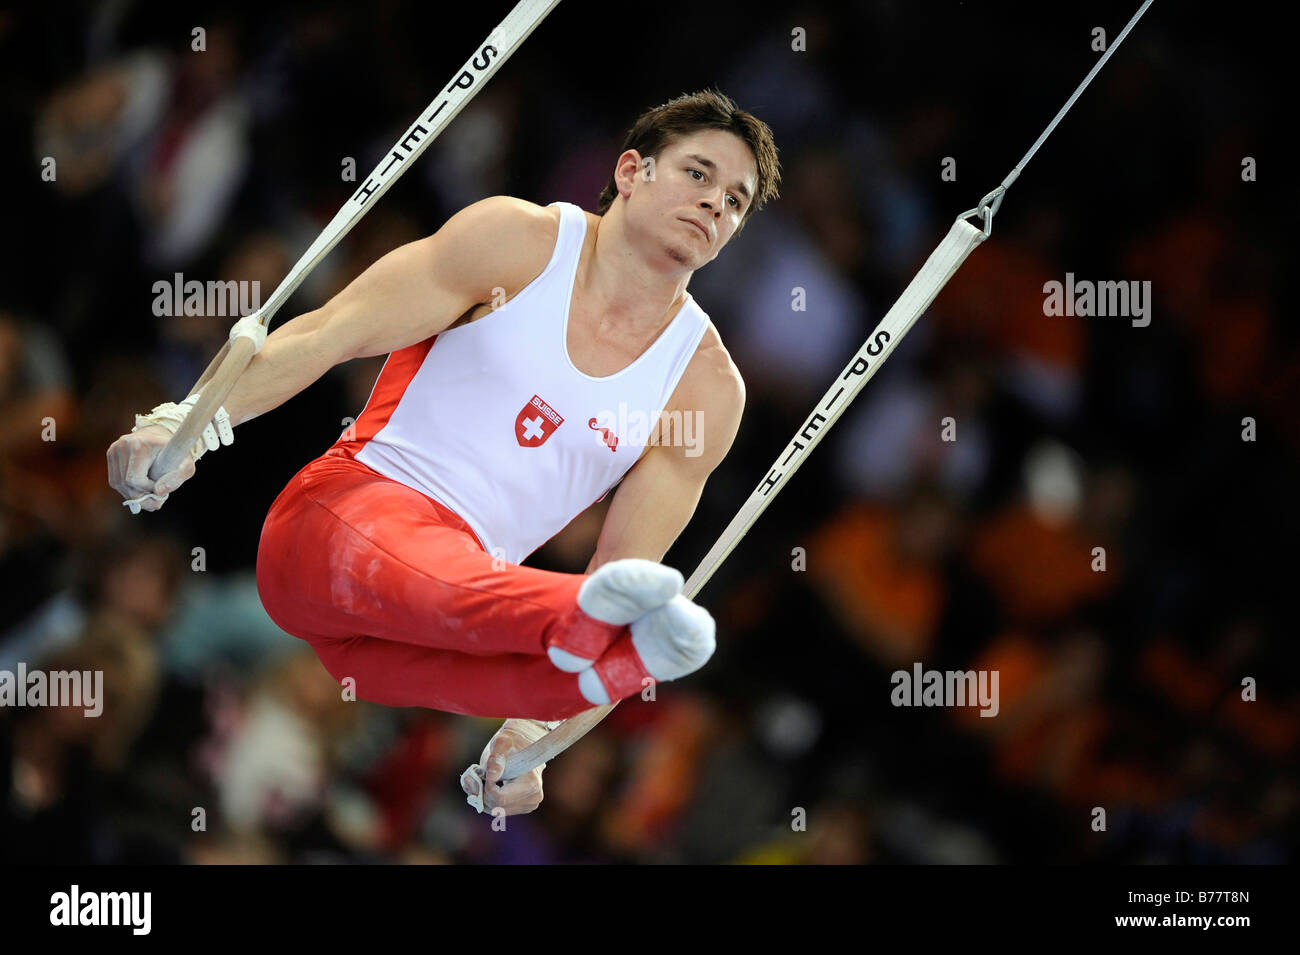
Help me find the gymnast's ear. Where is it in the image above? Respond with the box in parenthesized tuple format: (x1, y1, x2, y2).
(613, 150, 653, 201)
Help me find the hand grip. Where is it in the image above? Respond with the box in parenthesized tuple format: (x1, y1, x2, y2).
(148, 335, 257, 482)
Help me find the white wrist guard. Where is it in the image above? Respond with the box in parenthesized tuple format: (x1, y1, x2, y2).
(229, 313, 268, 353)
(131, 391, 234, 463)
(506, 718, 564, 743)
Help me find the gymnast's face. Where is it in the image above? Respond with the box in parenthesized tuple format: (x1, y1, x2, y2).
(617, 129, 758, 270)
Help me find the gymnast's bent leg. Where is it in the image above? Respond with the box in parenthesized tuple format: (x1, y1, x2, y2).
(255, 453, 629, 718)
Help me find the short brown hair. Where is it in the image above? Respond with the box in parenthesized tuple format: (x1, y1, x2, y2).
(596, 88, 781, 232)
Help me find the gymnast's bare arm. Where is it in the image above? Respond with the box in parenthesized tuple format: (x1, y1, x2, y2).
(107, 195, 553, 507)
(220, 195, 554, 427)
(585, 339, 746, 574)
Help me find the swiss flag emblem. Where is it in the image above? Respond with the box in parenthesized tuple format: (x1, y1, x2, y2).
(516, 394, 564, 447)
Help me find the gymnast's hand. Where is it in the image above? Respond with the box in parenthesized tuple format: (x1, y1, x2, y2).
(460, 719, 547, 816)
(107, 424, 197, 513)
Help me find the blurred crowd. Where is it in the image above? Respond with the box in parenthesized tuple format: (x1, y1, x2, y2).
(1, 1, 1295, 863)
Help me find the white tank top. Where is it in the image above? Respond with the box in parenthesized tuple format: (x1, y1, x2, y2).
(333, 201, 711, 565)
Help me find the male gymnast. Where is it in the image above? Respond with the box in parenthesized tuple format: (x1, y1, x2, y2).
(108, 89, 780, 815)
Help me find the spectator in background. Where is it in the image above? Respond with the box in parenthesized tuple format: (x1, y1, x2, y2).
(202, 646, 361, 849)
(0, 308, 76, 461)
(834, 338, 995, 504)
(125, 21, 253, 271)
(805, 479, 960, 667)
(0, 308, 77, 631)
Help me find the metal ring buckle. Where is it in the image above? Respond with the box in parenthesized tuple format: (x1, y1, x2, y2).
(958, 185, 1006, 240)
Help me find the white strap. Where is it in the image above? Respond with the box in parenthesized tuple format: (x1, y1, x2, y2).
(462, 764, 489, 814)
(229, 313, 268, 354)
(122, 491, 168, 515)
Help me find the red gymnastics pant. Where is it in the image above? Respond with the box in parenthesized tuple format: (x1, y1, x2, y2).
(255, 449, 627, 721)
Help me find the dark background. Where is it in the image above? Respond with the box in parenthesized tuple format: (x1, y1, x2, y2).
(0, 0, 1295, 863)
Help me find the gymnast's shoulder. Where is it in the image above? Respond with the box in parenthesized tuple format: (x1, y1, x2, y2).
(444, 194, 559, 257)
(667, 318, 745, 426)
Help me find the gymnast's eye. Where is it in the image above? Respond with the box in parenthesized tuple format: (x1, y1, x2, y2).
(689, 168, 740, 209)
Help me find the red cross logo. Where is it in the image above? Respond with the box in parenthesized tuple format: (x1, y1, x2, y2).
(515, 394, 564, 447)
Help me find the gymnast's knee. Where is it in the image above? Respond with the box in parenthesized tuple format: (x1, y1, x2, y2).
(304, 636, 351, 683)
